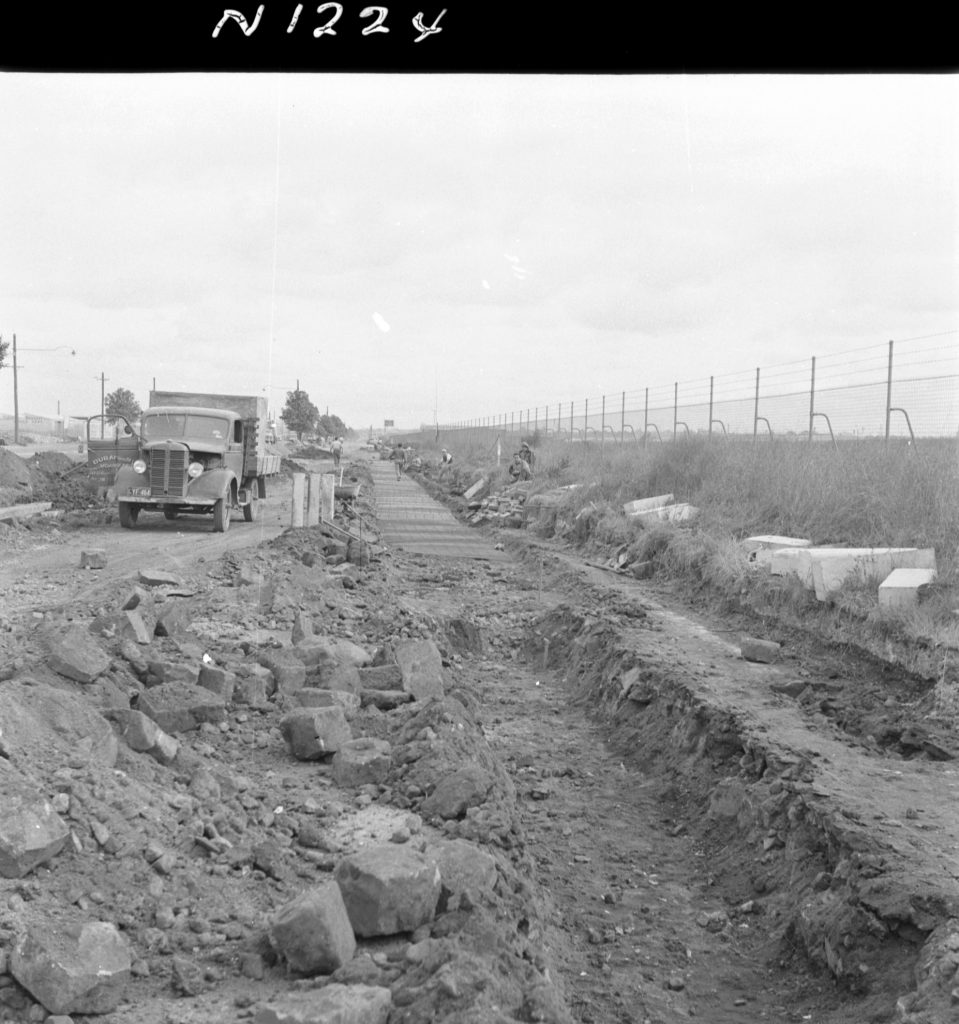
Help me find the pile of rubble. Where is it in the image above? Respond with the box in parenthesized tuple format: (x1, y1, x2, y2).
(0, 523, 573, 1023)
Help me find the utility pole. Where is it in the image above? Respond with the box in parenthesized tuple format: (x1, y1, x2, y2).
(12, 334, 19, 444)
(95, 373, 109, 438)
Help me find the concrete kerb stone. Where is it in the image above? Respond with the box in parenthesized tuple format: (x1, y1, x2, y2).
(623, 493, 673, 516)
(740, 636, 782, 664)
(878, 567, 939, 610)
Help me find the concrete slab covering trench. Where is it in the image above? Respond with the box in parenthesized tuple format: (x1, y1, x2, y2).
(370, 461, 509, 561)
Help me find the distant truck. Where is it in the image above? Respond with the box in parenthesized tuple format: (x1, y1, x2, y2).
(114, 391, 281, 532)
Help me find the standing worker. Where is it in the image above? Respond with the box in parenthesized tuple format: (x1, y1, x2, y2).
(331, 436, 343, 469)
(389, 440, 406, 480)
(519, 440, 535, 469)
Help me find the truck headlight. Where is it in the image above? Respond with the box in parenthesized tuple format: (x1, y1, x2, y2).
(132, 459, 147, 475)
(188, 462, 204, 478)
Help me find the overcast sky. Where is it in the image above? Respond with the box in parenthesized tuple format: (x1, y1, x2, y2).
(1, 73, 956, 433)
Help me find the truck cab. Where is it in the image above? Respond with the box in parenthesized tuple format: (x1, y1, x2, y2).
(115, 405, 270, 531)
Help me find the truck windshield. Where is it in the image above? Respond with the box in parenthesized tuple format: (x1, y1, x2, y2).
(141, 414, 231, 443)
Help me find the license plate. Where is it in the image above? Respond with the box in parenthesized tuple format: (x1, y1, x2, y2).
(129, 487, 151, 497)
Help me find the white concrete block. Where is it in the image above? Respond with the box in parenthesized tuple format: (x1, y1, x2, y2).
(744, 536, 812, 568)
(809, 548, 937, 601)
(878, 567, 938, 610)
(624, 493, 673, 516)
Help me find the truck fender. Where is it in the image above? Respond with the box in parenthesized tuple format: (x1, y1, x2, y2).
(115, 463, 149, 493)
(189, 468, 236, 503)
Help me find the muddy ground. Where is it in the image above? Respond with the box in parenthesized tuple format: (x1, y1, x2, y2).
(0, 446, 957, 1024)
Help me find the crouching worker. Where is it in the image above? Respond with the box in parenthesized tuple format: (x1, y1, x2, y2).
(508, 452, 532, 482)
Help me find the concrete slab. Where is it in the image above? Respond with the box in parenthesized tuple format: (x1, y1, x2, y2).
(624, 494, 673, 516)
(743, 536, 812, 568)
(771, 546, 937, 601)
(878, 567, 938, 610)
(811, 548, 936, 601)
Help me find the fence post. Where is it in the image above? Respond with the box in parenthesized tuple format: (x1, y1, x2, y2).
(601, 394, 606, 453)
(673, 382, 678, 442)
(643, 388, 649, 449)
(885, 339, 894, 445)
(808, 356, 816, 443)
(570, 401, 574, 440)
(545, 405, 549, 438)
(708, 376, 714, 440)
(753, 368, 760, 441)
(558, 403, 562, 436)
(620, 391, 625, 446)
(584, 398, 589, 448)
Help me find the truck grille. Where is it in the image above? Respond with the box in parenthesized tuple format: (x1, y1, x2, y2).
(149, 447, 187, 496)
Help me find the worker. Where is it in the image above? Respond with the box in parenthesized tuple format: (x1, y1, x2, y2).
(331, 436, 343, 468)
(508, 452, 532, 482)
(389, 441, 406, 479)
(519, 440, 535, 469)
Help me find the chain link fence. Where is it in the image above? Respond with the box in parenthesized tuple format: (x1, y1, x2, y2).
(439, 333, 958, 450)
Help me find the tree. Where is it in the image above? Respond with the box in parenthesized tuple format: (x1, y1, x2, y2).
(317, 413, 348, 438)
(0, 336, 8, 371)
(280, 389, 319, 441)
(105, 387, 142, 424)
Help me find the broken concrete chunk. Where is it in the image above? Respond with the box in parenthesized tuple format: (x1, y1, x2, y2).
(79, 548, 106, 569)
(138, 567, 183, 587)
(233, 670, 271, 706)
(46, 625, 110, 684)
(198, 663, 237, 701)
(268, 881, 357, 975)
(420, 765, 494, 820)
(334, 844, 441, 938)
(257, 649, 308, 695)
(136, 682, 227, 734)
(331, 738, 392, 788)
(360, 690, 414, 711)
(740, 637, 782, 664)
(253, 984, 391, 1024)
(111, 709, 179, 765)
(279, 707, 352, 760)
(153, 598, 197, 638)
(294, 689, 361, 716)
(392, 639, 446, 702)
(90, 609, 152, 645)
(11, 920, 132, 1015)
(430, 838, 499, 912)
(0, 763, 70, 878)
(357, 665, 405, 691)
(145, 659, 199, 687)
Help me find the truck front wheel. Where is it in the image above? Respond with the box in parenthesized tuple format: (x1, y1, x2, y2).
(119, 503, 140, 529)
(212, 494, 231, 533)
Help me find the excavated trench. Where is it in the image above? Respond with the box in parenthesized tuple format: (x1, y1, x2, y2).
(507, 564, 959, 1024)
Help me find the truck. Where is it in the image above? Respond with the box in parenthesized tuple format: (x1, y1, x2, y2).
(114, 391, 282, 532)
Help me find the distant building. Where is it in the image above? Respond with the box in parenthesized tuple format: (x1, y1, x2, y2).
(0, 411, 66, 439)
